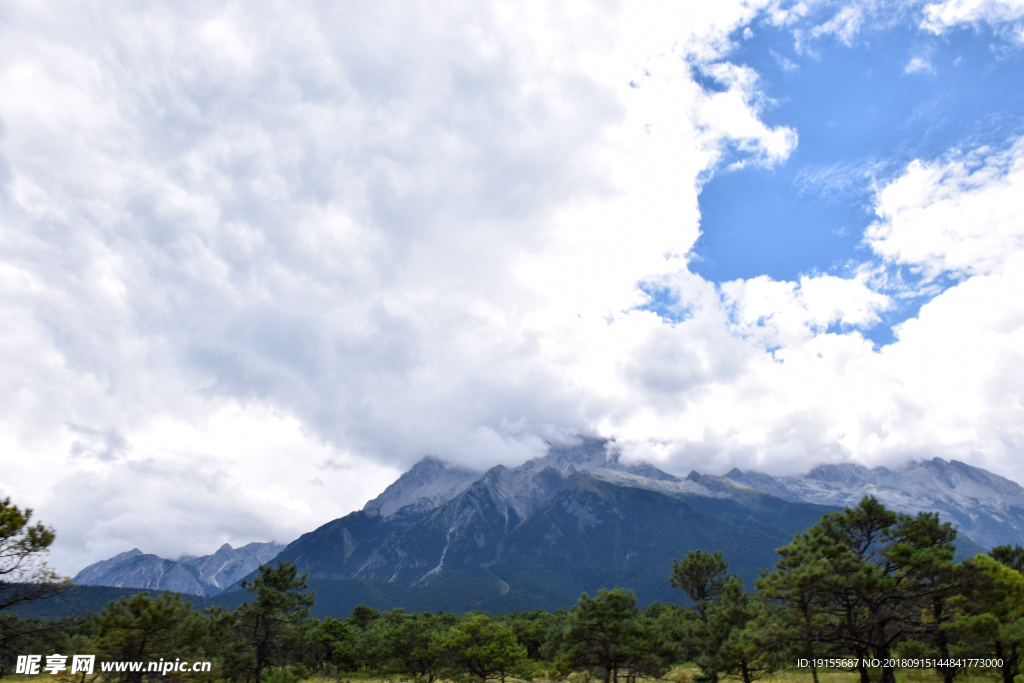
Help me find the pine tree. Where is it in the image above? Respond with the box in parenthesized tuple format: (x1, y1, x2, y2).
(0, 497, 64, 610)
(950, 555, 1024, 683)
(305, 617, 353, 674)
(434, 614, 526, 683)
(670, 550, 729, 622)
(557, 589, 665, 683)
(755, 496, 958, 683)
(234, 561, 314, 683)
(700, 577, 776, 683)
(94, 592, 208, 683)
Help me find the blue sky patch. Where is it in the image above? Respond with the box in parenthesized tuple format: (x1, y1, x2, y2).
(689, 15, 1024, 343)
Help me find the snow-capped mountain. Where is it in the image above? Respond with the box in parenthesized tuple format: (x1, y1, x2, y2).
(360, 439, 746, 525)
(73, 441, 1024, 615)
(272, 439, 838, 611)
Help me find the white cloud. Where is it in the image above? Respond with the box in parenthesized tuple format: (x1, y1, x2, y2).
(768, 0, 1024, 50)
(25, 408, 402, 574)
(922, 0, 1024, 39)
(4, 0, 1024, 578)
(603, 137, 1024, 491)
(691, 62, 799, 169)
(0, 0, 795, 573)
(810, 4, 866, 44)
(865, 138, 1024, 280)
(723, 273, 891, 345)
(770, 49, 800, 71)
(904, 56, 936, 74)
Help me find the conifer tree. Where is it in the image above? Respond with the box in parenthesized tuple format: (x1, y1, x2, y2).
(305, 616, 353, 674)
(234, 561, 314, 683)
(990, 545, 1024, 574)
(755, 496, 958, 683)
(434, 613, 526, 683)
(94, 592, 208, 683)
(0, 498, 64, 610)
(950, 555, 1024, 683)
(558, 588, 665, 683)
(670, 550, 729, 622)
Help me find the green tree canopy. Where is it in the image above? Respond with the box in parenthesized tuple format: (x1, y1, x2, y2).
(755, 496, 958, 683)
(305, 616, 353, 674)
(670, 550, 729, 622)
(0, 614, 72, 679)
(234, 561, 314, 683)
(990, 545, 1024, 575)
(93, 592, 208, 683)
(702, 577, 777, 683)
(434, 613, 526, 683)
(557, 588, 665, 683)
(0, 497, 64, 610)
(949, 554, 1024, 683)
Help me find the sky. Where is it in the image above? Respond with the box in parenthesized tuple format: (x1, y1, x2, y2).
(1, 0, 1023, 575)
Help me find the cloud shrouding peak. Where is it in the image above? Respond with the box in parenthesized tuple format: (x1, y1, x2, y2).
(0, 0, 797, 572)
(1, 0, 1022, 575)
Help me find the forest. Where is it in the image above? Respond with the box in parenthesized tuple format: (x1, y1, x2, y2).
(4, 496, 1024, 683)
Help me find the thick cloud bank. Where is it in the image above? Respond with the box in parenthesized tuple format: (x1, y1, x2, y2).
(0, 0, 1021, 573)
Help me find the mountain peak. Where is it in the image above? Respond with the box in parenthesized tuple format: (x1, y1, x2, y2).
(805, 462, 872, 485)
(75, 540, 286, 597)
(256, 450, 1024, 614)
(362, 455, 480, 518)
(726, 459, 1024, 549)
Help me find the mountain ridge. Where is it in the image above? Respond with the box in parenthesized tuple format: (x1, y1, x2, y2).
(73, 443, 1019, 614)
(724, 457, 1024, 549)
(256, 440, 848, 609)
(73, 541, 285, 597)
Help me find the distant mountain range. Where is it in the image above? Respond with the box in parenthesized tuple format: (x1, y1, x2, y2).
(73, 541, 285, 597)
(69, 441, 1024, 615)
(725, 459, 1024, 550)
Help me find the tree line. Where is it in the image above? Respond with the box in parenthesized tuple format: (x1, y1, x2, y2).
(5, 495, 1024, 683)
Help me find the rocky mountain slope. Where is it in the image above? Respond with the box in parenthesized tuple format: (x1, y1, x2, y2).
(265, 441, 1011, 612)
(74, 541, 285, 596)
(74, 441, 1020, 615)
(725, 459, 1024, 549)
(270, 439, 839, 610)
(362, 456, 480, 518)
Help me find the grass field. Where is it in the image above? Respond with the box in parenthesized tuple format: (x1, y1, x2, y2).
(697, 668, 1004, 683)
(292, 667, 1007, 683)
(0, 667, 1009, 683)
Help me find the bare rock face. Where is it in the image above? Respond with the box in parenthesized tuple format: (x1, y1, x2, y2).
(73, 548, 207, 596)
(273, 439, 825, 595)
(179, 541, 286, 591)
(75, 442, 1024, 614)
(362, 456, 480, 519)
(74, 541, 286, 596)
(724, 458, 1024, 549)
(278, 442, 1020, 601)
